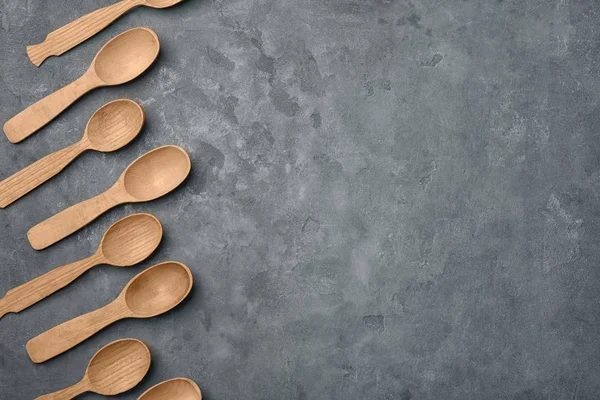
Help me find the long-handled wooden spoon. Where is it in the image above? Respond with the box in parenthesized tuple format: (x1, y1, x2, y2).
(0, 213, 161, 319)
(138, 378, 202, 400)
(27, 0, 182, 67)
(27, 261, 192, 363)
(35, 338, 151, 399)
(0, 99, 143, 208)
(3, 27, 159, 143)
(27, 145, 190, 250)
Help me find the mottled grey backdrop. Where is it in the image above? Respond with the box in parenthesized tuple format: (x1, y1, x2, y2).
(1, 0, 600, 399)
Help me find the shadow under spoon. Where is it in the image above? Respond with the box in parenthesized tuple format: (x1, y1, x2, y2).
(3, 27, 159, 143)
(27, 0, 182, 67)
(0, 213, 162, 319)
(26, 261, 193, 363)
(0, 99, 143, 208)
(35, 338, 151, 399)
(138, 378, 202, 400)
(27, 145, 190, 250)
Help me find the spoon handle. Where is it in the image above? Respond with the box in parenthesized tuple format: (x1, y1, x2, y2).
(27, 301, 128, 363)
(28, 190, 120, 250)
(35, 379, 89, 400)
(0, 141, 88, 208)
(26, 0, 142, 67)
(0, 254, 100, 320)
(3, 75, 100, 143)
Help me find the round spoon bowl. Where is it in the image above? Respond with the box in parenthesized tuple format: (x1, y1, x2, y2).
(139, 378, 202, 400)
(93, 28, 159, 86)
(86, 339, 151, 396)
(122, 145, 191, 202)
(145, 0, 184, 8)
(100, 213, 162, 266)
(86, 99, 144, 152)
(124, 262, 193, 317)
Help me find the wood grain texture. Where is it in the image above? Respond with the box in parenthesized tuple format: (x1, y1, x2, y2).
(0, 213, 161, 319)
(27, 145, 190, 250)
(35, 338, 151, 399)
(27, 0, 181, 67)
(0, 99, 143, 208)
(27, 262, 193, 363)
(138, 378, 202, 400)
(4, 27, 159, 143)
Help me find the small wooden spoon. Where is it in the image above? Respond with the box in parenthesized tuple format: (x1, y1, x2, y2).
(0, 99, 143, 208)
(138, 378, 202, 400)
(36, 338, 151, 399)
(27, 145, 190, 250)
(27, 261, 193, 363)
(0, 213, 161, 319)
(27, 0, 182, 67)
(4, 27, 159, 143)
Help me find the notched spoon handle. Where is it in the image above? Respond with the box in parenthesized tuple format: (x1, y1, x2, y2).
(0, 254, 100, 320)
(35, 379, 89, 399)
(3, 75, 100, 143)
(28, 190, 121, 250)
(0, 140, 88, 208)
(27, 0, 143, 67)
(27, 301, 127, 363)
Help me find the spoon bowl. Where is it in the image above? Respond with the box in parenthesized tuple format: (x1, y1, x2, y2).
(92, 27, 160, 86)
(122, 145, 191, 201)
(100, 213, 162, 266)
(87, 339, 151, 395)
(145, 0, 184, 8)
(138, 378, 202, 400)
(86, 99, 144, 152)
(124, 262, 193, 317)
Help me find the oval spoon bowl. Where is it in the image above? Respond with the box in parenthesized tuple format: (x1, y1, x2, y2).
(100, 213, 162, 266)
(138, 378, 202, 400)
(87, 338, 151, 395)
(122, 145, 191, 201)
(86, 99, 144, 152)
(125, 262, 193, 317)
(146, 0, 185, 8)
(93, 27, 160, 85)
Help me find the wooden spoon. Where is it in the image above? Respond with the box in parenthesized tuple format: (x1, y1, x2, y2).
(3, 27, 159, 143)
(27, 145, 190, 250)
(27, 0, 182, 67)
(0, 213, 161, 319)
(138, 378, 202, 400)
(36, 338, 151, 399)
(27, 261, 193, 363)
(0, 99, 143, 208)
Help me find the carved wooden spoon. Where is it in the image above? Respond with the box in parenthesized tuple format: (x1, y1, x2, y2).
(27, 261, 193, 363)
(27, 145, 190, 250)
(35, 338, 151, 399)
(4, 27, 159, 143)
(27, 0, 181, 67)
(0, 99, 143, 208)
(0, 213, 161, 319)
(139, 378, 202, 400)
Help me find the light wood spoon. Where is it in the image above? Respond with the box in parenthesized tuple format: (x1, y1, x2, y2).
(27, 0, 182, 67)
(0, 213, 161, 319)
(4, 27, 159, 143)
(0, 99, 144, 208)
(138, 378, 202, 400)
(36, 338, 151, 399)
(28, 145, 191, 250)
(27, 261, 193, 363)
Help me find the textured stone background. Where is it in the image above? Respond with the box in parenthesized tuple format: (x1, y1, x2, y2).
(1, 0, 600, 399)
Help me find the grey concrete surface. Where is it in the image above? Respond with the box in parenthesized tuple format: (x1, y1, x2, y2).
(1, 0, 600, 399)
